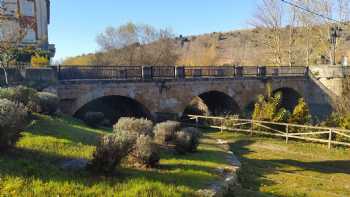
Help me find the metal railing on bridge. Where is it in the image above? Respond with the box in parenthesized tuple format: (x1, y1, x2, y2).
(57, 65, 309, 81)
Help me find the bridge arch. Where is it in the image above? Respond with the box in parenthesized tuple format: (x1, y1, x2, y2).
(273, 87, 302, 112)
(183, 90, 241, 117)
(73, 94, 152, 126)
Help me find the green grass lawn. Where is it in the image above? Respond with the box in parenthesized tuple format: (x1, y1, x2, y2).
(211, 132, 350, 197)
(0, 115, 231, 196)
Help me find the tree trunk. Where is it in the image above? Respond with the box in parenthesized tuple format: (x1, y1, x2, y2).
(1, 66, 8, 86)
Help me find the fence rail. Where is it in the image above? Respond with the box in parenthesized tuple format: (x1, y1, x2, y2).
(187, 115, 350, 149)
(57, 65, 309, 81)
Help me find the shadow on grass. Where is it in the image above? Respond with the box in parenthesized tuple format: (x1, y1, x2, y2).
(26, 115, 103, 146)
(227, 139, 350, 196)
(0, 145, 225, 192)
(161, 149, 229, 166)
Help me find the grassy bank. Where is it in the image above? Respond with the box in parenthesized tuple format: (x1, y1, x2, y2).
(0, 115, 231, 196)
(211, 132, 350, 197)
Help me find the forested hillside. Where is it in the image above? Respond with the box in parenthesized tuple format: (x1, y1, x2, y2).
(64, 0, 350, 67)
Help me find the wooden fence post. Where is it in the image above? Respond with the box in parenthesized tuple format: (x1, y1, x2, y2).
(286, 125, 289, 144)
(250, 121, 254, 136)
(221, 118, 224, 133)
(328, 129, 332, 149)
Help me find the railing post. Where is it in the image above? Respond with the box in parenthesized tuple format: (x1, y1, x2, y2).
(250, 120, 254, 136)
(328, 129, 332, 149)
(175, 66, 185, 79)
(235, 66, 243, 77)
(285, 125, 289, 144)
(305, 66, 310, 77)
(221, 118, 224, 133)
(57, 64, 61, 80)
(142, 66, 153, 80)
(233, 65, 236, 77)
(258, 66, 266, 78)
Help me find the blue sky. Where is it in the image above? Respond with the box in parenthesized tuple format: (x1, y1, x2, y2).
(49, 0, 257, 61)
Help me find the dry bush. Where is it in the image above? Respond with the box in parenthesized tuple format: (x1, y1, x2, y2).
(153, 121, 181, 144)
(88, 133, 134, 174)
(113, 117, 153, 138)
(0, 99, 29, 150)
(132, 135, 160, 167)
(36, 92, 59, 115)
(174, 127, 202, 154)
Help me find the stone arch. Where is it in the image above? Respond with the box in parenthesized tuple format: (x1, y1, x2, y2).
(242, 101, 256, 118)
(73, 94, 152, 126)
(273, 87, 303, 112)
(183, 90, 241, 117)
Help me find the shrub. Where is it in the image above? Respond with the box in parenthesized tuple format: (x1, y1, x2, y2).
(252, 93, 290, 122)
(174, 131, 192, 154)
(84, 112, 105, 127)
(31, 55, 49, 67)
(289, 98, 311, 125)
(36, 92, 59, 115)
(323, 113, 350, 142)
(184, 127, 202, 149)
(0, 86, 39, 112)
(132, 135, 160, 167)
(88, 133, 134, 174)
(153, 121, 181, 144)
(322, 113, 342, 128)
(174, 127, 202, 154)
(113, 117, 153, 137)
(0, 99, 29, 150)
(224, 115, 240, 128)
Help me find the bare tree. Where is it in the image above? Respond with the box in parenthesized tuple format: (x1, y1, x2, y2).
(96, 22, 177, 66)
(251, 0, 285, 66)
(296, 0, 350, 66)
(287, 5, 299, 67)
(0, 5, 29, 85)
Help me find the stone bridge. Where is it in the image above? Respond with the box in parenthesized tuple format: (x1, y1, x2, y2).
(40, 65, 344, 122)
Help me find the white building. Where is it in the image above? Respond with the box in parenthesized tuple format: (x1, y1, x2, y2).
(0, 0, 55, 57)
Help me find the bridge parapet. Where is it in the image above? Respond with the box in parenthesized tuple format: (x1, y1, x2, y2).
(56, 65, 309, 81)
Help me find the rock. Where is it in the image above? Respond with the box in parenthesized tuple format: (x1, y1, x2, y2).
(197, 138, 241, 197)
(197, 189, 216, 197)
(215, 167, 225, 176)
(217, 139, 228, 145)
(61, 159, 88, 171)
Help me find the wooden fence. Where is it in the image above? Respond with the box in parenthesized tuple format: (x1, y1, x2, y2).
(187, 115, 350, 149)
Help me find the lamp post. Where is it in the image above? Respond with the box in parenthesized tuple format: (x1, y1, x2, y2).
(330, 26, 342, 65)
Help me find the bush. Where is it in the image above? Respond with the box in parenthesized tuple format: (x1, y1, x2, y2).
(224, 115, 240, 128)
(84, 112, 105, 127)
(36, 92, 59, 115)
(153, 121, 181, 144)
(174, 131, 192, 154)
(323, 113, 350, 142)
(0, 86, 39, 112)
(0, 99, 29, 150)
(88, 133, 134, 174)
(252, 93, 290, 122)
(31, 55, 49, 67)
(132, 135, 160, 167)
(174, 127, 202, 154)
(113, 117, 153, 137)
(289, 98, 311, 125)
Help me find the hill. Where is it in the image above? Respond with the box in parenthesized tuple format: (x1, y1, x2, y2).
(63, 27, 350, 66)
